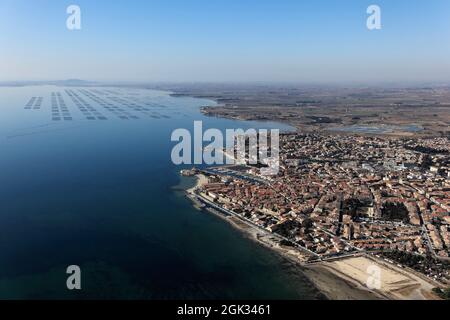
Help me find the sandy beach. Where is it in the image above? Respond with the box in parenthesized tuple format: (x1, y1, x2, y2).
(313, 256, 442, 300)
(194, 200, 385, 300)
(186, 184, 442, 300)
(186, 174, 209, 194)
(226, 216, 387, 299)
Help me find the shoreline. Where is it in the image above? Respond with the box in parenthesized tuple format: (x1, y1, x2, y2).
(224, 213, 382, 300)
(186, 173, 209, 194)
(165, 88, 448, 138)
(224, 212, 385, 300)
(183, 174, 441, 300)
(184, 174, 384, 300)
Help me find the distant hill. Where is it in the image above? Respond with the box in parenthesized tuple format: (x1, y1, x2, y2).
(49, 79, 97, 86)
(0, 79, 97, 87)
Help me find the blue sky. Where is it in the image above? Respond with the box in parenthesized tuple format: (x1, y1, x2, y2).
(1, 0, 449, 83)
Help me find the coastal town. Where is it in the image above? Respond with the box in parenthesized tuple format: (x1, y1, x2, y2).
(183, 132, 450, 298)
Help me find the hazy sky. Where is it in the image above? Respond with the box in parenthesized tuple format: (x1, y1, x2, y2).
(1, 0, 449, 83)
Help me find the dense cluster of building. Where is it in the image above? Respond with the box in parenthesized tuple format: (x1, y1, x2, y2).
(195, 133, 450, 283)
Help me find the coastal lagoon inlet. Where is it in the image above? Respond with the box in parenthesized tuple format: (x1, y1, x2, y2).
(0, 85, 321, 299)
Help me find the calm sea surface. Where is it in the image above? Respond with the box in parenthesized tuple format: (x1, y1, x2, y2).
(0, 85, 323, 299)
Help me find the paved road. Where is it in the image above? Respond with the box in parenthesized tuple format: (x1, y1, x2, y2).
(194, 192, 320, 258)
